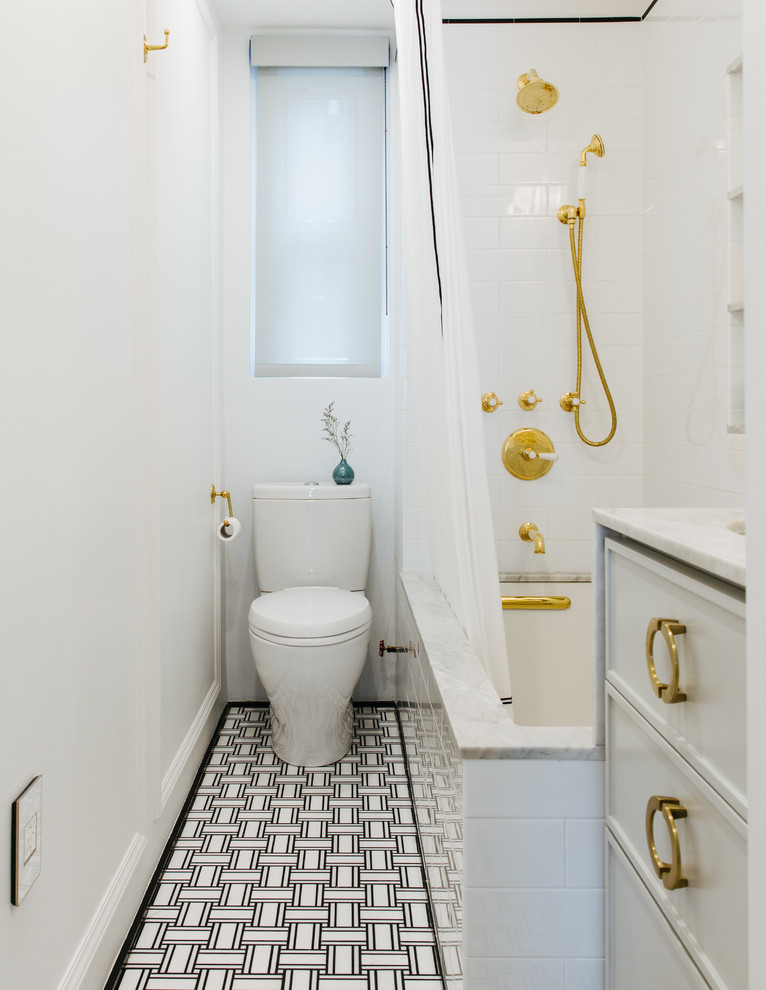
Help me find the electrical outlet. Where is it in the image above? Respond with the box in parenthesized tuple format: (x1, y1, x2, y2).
(12, 776, 42, 906)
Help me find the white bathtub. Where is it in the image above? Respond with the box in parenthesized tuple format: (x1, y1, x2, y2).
(501, 579, 593, 728)
(396, 573, 603, 988)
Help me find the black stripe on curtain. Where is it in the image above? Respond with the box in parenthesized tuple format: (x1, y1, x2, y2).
(415, 0, 443, 326)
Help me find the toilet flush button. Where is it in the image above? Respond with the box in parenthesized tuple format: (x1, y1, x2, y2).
(304, 481, 319, 486)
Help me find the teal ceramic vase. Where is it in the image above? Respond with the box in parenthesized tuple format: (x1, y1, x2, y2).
(332, 458, 354, 485)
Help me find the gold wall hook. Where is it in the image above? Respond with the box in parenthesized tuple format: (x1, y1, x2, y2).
(211, 485, 233, 520)
(481, 392, 504, 413)
(144, 29, 170, 62)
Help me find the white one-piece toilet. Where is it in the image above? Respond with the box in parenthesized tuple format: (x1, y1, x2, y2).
(247, 482, 372, 766)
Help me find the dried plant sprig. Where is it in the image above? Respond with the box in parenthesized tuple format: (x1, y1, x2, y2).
(321, 402, 352, 460)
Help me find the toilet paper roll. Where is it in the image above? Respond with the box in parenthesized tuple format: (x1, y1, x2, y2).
(217, 517, 241, 542)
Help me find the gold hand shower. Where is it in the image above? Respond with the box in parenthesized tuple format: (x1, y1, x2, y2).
(557, 134, 617, 448)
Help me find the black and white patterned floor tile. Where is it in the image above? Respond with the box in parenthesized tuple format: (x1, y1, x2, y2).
(108, 705, 444, 990)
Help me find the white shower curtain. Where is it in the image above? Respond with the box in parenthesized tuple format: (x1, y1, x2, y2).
(392, 0, 510, 698)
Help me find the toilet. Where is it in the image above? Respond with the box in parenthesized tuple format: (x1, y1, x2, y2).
(247, 481, 372, 766)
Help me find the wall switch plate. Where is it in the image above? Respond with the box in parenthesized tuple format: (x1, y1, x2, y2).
(11, 776, 42, 905)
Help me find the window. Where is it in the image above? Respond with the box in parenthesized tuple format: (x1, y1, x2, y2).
(250, 34, 389, 378)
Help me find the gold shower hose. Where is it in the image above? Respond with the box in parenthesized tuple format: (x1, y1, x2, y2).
(568, 214, 617, 447)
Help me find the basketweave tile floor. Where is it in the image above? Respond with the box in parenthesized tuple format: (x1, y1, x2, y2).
(107, 704, 444, 990)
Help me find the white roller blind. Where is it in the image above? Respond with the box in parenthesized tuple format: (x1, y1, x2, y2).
(252, 65, 385, 378)
(250, 32, 390, 68)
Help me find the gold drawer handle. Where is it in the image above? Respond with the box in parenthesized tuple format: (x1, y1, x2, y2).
(645, 795, 688, 890)
(645, 617, 687, 704)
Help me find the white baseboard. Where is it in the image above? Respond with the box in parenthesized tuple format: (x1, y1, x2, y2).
(160, 679, 221, 811)
(56, 831, 147, 990)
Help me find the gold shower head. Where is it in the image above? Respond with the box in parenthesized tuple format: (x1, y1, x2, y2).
(516, 69, 559, 114)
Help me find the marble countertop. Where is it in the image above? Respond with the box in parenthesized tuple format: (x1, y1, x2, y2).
(593, 507, 746, 589)
(401, 573, 603, 761)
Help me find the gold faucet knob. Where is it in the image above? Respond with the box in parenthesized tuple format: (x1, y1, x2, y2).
(481, 392, 504, 413)
(560, 392, 586, 412)
(518, 389, 542, 411)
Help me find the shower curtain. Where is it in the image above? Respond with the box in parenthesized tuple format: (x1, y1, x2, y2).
(392, 0, 510, 698)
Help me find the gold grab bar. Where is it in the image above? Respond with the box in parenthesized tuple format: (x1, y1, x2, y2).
(502, 596, 571, 610)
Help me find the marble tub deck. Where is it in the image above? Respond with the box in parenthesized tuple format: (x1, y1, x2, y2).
(400, 573, 602, 761)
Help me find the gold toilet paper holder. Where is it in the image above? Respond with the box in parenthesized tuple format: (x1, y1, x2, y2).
(211, 485, 234, 522)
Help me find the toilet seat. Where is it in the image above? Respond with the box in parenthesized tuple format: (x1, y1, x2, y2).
(248, 587, 371, 644)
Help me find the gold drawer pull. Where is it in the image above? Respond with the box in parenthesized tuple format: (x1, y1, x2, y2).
(645, 617, 687, 704)
(645, 795, 688, 890)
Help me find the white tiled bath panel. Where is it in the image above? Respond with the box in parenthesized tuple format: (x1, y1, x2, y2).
(396, 587, 464, 988)
(107, 705, 443, 990)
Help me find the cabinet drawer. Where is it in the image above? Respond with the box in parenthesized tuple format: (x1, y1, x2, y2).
(607, 688, 747, 990)
(604, 538, 746, 813)
(606, 830, 709, 989)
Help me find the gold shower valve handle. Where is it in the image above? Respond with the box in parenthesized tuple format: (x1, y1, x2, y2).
(518, 390, 543, 411)
(501, 428, 557, 480)
(481, 392, 504, 413)
(645, 795, 689, 891)
(560, 392, 586, 412)
(521, 447, 558, 462)
(646, 617, 687, 704)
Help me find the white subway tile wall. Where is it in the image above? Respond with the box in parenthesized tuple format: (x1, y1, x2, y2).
(642, 0, 744, 502)
(442, 20, 644, 577)
(402, 8, 744, 574)
(397, 582, 464, 987)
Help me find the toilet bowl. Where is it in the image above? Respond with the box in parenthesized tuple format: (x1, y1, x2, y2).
(247, 482, 373, 767)
(248, 587, 372, 766)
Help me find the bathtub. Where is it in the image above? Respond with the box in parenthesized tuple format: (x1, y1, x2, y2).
(501, 578, 593, 727)
(396, 572, 604, 988)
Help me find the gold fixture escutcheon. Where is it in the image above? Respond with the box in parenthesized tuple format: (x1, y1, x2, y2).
(481, 392, 504, 413)
(518, 390, 542, 411)
(645, 795, 688, 891)
(502, 596, 570, 610)
(646, 617, 687, 704)
(501, 428, 557, 480)
(144, 29, 170, 62)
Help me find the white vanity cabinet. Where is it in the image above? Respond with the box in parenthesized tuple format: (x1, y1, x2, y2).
(599, 521, 747, 990)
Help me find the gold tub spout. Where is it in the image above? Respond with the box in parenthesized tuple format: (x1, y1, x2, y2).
(519, 521, 545, 554)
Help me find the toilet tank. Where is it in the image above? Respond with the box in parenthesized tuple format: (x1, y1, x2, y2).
(252, 482, 372, 592)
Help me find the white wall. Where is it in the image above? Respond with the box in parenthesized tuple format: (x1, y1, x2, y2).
(220, 28, 397, 702)
(743, 0, 766, 982)
(0, 2, 224, 987)
(442, 21, 643, 578)
(642, 0, 745, 505)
